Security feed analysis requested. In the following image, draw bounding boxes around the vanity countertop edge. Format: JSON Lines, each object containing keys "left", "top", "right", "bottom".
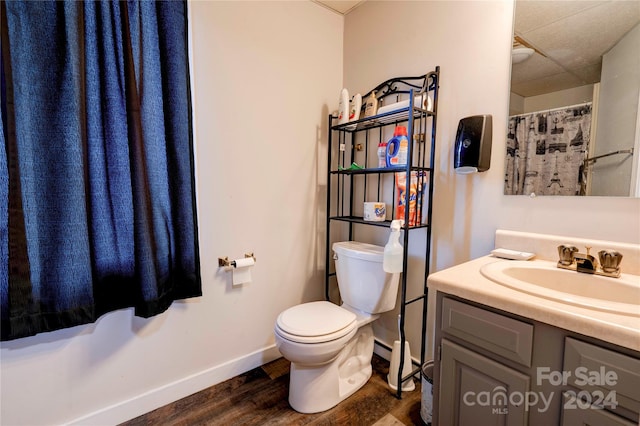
{"left": 427, "top": 256, "right": 640, "bottom": 352}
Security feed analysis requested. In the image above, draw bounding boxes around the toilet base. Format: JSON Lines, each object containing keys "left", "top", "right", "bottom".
{"left": 288, "top": 324, "right": 374, "bottom": 413}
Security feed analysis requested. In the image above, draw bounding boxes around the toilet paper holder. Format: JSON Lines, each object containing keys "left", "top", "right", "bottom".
{"left": 218, "top": 253, "right": 256, "bottom": 268}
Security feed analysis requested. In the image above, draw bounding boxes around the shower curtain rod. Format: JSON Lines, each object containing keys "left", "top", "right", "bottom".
{"left": 584, "top": 148, "right": 634, "bottom": 164}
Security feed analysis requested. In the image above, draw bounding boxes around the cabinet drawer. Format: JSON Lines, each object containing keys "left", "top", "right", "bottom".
{"left": 564, "top": 338, "right": 640, "bottom": 417}
{"left": 441, "top": 297, "right": 533, "bottom": 366}
{"left": 561, "top": 392, "right": 636, "bottom": 426}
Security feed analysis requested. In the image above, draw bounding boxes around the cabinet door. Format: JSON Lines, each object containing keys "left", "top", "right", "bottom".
{"left": 439, "top": 339, "right": 530, "bottom": 426}
{"left": 561, "top": 393, "right": 636, "bottom": 426}
{"left": 564, "top": 337, "right": 640, "bottom": 417}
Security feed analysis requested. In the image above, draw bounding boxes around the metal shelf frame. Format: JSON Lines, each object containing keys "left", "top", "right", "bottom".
{"left": 324, "top": 67, "right": 440, "bottom": 399}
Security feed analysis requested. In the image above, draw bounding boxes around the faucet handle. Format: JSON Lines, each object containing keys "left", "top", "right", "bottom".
{"left": 598, "top": 250, "right": 623, "bottom": 273}
{"left": 557, "top": 244, "right": 578, "bottom": 266}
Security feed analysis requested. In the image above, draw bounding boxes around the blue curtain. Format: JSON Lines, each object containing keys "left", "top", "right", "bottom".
{"left": 0, "top": 1, "right": 201, "bottom": 341}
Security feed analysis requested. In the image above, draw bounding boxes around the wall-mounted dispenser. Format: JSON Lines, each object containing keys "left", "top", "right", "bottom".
{"left": 454, "top": 115, "right": 492, "bottom": 174}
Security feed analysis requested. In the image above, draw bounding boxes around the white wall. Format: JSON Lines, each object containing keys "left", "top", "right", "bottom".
{"left": 509, "top": 92, "right": 524, "bottom": 115}
{"left": 592, "top": 24, "right": 640, "bottom": 196}
{"left": 0, "top": 2, "right": 343, "bottom": 425}
{"left": 523, "top": 84, "right": 593, "bottom": 113}
{"left": 345, "top": 0, "right": 640, "bottom": 250}
{"left": 344, "top": 0, "right": 640, "bottom": 360}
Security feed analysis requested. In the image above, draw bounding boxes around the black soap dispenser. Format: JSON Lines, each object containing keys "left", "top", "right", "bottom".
{"left": 454, "top": 115, "right": 493, "bottom": 174}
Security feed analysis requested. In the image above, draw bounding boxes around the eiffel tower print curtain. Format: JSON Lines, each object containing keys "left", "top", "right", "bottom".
{"left": 504, "top": 103, "right": 592, "bottom": 196}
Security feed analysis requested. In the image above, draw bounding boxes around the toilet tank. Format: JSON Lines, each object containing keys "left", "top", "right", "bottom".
{"left": 332, "top": 241, "right": 400, "bottom": 314}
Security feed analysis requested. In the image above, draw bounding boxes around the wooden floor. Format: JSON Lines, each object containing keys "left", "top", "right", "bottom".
{"left": 121, "top": 354, "right": 424, "bottom": 426}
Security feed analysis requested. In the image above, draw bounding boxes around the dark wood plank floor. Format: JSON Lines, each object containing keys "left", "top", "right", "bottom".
{"left": 121, "top": 354, "right": 424, "bottom": 425}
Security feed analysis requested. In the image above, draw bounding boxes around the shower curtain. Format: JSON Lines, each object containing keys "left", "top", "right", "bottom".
{"left": 504, "top": 103, "right": 592, "bottom": 196}
{"left": 1, "top": 1, "right": 201, "bottom": 341}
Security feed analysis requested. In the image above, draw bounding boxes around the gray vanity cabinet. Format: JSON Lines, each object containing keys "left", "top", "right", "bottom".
{"left": 439, "top": 339, "right": 530, "bottom": 425}
{"left": 433, "top": 293, "right": 640, "bottom": 426}
{"left": 437, "top": 297, "right": 535, "bottom": 425}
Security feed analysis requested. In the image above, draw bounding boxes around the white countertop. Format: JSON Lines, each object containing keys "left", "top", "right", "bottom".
{"left": 427, "top": 255, "right": 640, "bottom": 352}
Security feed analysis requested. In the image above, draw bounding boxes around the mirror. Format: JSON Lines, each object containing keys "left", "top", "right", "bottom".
{"left": 505, "top": 1, "right": 640, "bottom": 197}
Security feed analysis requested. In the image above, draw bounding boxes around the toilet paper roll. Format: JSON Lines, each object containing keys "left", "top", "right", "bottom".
{"left": 232, "top": 257, "right": 255, "bottom": 286}
{"left": 377, "top": 94, "right": 433, "bottom": 115}
{"left": 234, "top": 257, "right": 255, "bottom": 268}
{"left": 364, "top": 202, "right": 386, "bottom": 222}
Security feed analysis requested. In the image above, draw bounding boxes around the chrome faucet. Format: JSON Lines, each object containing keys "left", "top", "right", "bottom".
{"left": 556, "top": 245, "right": 622, "bottom": 278}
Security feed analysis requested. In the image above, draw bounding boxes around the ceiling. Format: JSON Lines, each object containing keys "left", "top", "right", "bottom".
{"left": 315, "top": 0, "right": 639, "bottom": 99}
{"left": 512, "top": 0, "right": 640, "bottom": 97}
{"left": 313, "top": 0, "right": 364, "bottom": 14}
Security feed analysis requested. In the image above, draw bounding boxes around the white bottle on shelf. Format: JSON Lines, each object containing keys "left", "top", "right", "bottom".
{"left": 377, "top": 140, "right": 388, "bottom": 168}
{"left": 337, "top": 88, "right": 349, "bottom": 125}
{"left": 383, "top": 220, "right": 404, "bottom": 273}
{"left": 346, "top": 93, "right": 362, "bottom": 130}
{"left": 364, "top": 91, "right": 378, "bottom": 117}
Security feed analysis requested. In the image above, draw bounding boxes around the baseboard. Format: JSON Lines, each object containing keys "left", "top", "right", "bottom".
{"left": 374, "top": 338, "right": 422, "bottom": 378}
{"left": 373, "top": 339, "right": 392, "bottom": 361}
{"left": 66, "top": 344, "right": 282, "bottom": 426}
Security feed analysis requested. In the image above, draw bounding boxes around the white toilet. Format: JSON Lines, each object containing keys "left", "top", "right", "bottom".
{"left": 274, "top": 241, "right": 400, "bottom": 413}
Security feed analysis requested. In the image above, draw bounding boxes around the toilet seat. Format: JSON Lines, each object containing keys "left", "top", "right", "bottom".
{"left": 276, "top": 301, "right": 356, "bottom": 344}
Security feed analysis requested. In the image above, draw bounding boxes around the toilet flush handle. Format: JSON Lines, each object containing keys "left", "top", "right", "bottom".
{"left": 333, "top": 253, "right": 338, "bottom": 260}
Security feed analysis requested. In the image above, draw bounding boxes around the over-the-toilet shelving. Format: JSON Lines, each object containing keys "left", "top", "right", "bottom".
{"left": 324, "top": 67, "right": 440, "bottom": 399}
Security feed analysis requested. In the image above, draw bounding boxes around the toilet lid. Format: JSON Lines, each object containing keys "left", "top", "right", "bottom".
{"left": 333, "top": 241, "right": 384, "bottom": 262}
{"left": 276, "top": 301, "right": 356, "bottom": 343}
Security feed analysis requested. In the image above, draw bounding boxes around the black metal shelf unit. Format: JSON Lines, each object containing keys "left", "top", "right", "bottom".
{"left": 324, "top": 68, "right": 440, "bottom": 399}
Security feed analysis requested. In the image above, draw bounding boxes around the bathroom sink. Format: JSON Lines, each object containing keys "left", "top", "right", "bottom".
{"left": 480, "top": 260, "right": 640, "bottom": 316}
